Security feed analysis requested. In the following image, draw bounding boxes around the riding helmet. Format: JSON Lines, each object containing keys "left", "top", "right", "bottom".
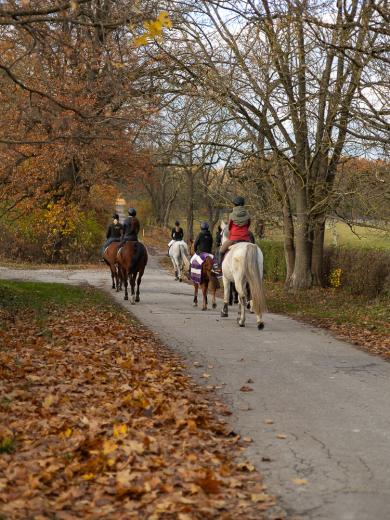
{"left": 112, "top": 213, "right": 119, "bottom": 220}
{"left": 175, "top": 220, "right": 180, "bottom": 226}
{"left": 128, "top": 208, "right": 137, "bottom": 216}
{"left": 233, "top": 196, "right": 245, "bottom": 206}
{"left": 200, "top": 221, "right": 209, "bottom": 230}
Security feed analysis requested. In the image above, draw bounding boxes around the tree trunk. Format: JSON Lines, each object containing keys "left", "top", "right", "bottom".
{"left": 311, "top": 219, "right": 326, "bottom": 286}
{"left": 186, "top": 170, "right": 194, "bottom": 240}
{"left": 282, "top": 201, "right": 295, "bottom": 287}
{"left": 289, "top": 186, "right": 312, "bottom": 289}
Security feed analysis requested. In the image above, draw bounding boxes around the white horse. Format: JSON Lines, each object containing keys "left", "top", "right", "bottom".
{"left": 220, "top": 221, "right": 266, "bottom": 329}
{"left": 168, "top": 240, "right": 190, "bottom": 281}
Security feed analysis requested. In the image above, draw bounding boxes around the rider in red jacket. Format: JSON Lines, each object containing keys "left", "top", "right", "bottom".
{"left": 214, "top": 196, "right": 251, "bottom": 272}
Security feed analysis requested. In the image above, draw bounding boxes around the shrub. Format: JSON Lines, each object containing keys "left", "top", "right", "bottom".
{"left": 323, "top": 247, "right": 390, "bottom": 298}
{"left": 259, "top": 240, "right": 286, "bottom": 282}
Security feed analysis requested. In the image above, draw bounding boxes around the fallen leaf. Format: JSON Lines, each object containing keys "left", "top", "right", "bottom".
{"left": 240, "top": 385, "right": 253, "bottom": 392}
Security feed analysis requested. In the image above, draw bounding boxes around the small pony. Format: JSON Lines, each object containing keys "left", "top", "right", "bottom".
{"left": 169, "top": 240, "right": 190, "bottom": 281}
{"left": 117, "top": 241, "right": 148, "bottom": 303}
{"left": 103, "top": 241, "right": 122, "bottom": 291}
{"left": 220, "top": 222, "right": 266, "bottom": 329}
{"left": 190, "top": 253, "right": 219, "bottom": 311}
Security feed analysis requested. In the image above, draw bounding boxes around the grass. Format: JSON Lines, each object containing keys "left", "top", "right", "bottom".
{"left": 0, "top": 280, "right": 121, "bottom": 325}
{"left": 265, "top": 222, "right": 390, "bottom": 250}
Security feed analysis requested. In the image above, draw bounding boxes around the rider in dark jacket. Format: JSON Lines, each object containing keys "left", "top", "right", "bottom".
{"left": 171, "top": 221, "right": 184, "bottom": 241}
{"left": 101, "top": 214, "right": 123, "bottom": 257}
{"left": 194, "top": 222, "right": 213, "bottom": 254}
{"left": 122, "top": 208, "right": 140, "bottom": 242}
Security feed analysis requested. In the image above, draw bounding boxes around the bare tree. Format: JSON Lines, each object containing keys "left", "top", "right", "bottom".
{"left": 162, "top": 0, "right": 386, "bottom": 288}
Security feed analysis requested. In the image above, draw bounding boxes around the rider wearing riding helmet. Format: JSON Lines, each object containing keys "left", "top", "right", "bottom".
{"left": 101, "top": 213, "right": 123, "bottom": 258}
{"left": 122, "top": 208, "right": 140, "bottom": 242}
{"left": 194, "top": 221, "right": 213, "bottom": 254}
{"left": 216, "top": 196, "right": 251, "bottom": 269}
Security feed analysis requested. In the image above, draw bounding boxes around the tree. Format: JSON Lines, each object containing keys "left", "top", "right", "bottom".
{"left": 162, "top": 0, "right": 386, "bottom": 288}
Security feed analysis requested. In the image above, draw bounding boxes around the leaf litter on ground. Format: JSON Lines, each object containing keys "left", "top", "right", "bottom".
{"left": 0, "top": 288, "right": 274, "bottom": 519}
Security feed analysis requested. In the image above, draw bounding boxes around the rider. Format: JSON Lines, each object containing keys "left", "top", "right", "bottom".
{"left": 101, "top": 213, "right": 123, "bottom": 259}
{"left": 216, "top": 196, "right": 251, "bottom": 271}
{"left": 194, "top": 222, "right": 213, "bottom": 254}
{"left": 121, "top": 208, "right": 140, "bottom": 244}
{"left": 215, "top": 224, "right": 222, "bottom": 250}
{"left": 168, "top": 220, "right": 184, "bottom": 255}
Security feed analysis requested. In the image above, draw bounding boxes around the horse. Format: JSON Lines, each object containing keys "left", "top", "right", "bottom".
{"left": 103, "top": 241, "right": 122, "bottom": 291}
{"left": 168, "top": 240, "right": 190, "bottom": 281}
{"left": 219, "top": 221, "right": 266, "bottom": 329}
{"left": 190, "top": 253, "right": 219, "bottom": 311}
{"left": 117, "top": 241, "right": 148, "bottom": 303}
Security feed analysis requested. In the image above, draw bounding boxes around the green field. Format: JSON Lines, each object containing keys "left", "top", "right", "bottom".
{"left": 265, "top": 221, "right": 390, "bottom": 250}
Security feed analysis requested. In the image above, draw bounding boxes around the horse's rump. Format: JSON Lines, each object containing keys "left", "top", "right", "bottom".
{"left": 190, "top": 253, "right": 213, "bottom": 284}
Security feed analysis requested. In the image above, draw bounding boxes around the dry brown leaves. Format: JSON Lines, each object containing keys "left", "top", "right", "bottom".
{"left": 0, "top": 307, "right": 273, "bottom": 519}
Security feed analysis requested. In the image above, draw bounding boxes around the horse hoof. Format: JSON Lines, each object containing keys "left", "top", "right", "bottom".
{"left": 238, "top": 321, "right": 245, "bottom": 327}
{"left": 257, "top": 322, "right": 265, "bottom": 330}
{"left": 212, "top": 303, "right": 217, "bottom": 309}
{"left": 193, "top": 303, "right": 198, "bottom": 307}
{"left": 179, "top": 278, "right": 182, "bottom": 282}
{"left": 202, "top": 307, "right": 207, "bottom": 311}
{"left": 220, "top": 311, "right": 228, "bottom": 317}
{"left": 124, "top": 296, "right": 128, "bottom": 300}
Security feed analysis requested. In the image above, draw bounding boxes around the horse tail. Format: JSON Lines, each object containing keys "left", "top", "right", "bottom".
{"left": 245, "top": 244, "right": 267, "bottom": 315}
{"left": 130, "top": 242, "right": 143, "bottom": 273}
{"left": 179, "top": 243, "right": 190, "bottom": 270}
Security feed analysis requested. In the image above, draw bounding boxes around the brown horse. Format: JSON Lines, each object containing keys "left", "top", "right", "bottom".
{"left": 117, "top": 241, "right": 148, "bottom": 303}
{"left": 103, "top": 241, "right": 122, "bottom": 291}
{"left": 193, "top": 256, "right": 219, "bottom": 311}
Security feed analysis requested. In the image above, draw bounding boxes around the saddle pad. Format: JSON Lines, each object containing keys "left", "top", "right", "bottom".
{"left": 190, "top": 253, "right": 214, "bottom": 284}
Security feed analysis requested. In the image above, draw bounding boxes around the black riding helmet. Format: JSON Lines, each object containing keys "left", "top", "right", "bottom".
{"left": 128, "top": 208, "right": 136, "bottom": 216}
{"left": 233, "top": 196, "right": 245, "bottom": 206}
{"left": 200, "top": 221, "right": 209, "bottom": 230}
{"left": 112, "top": 213, "right": 119, "bottom": 220}
{"left": 175, "top": 220, "right": 180, "bottom": 226}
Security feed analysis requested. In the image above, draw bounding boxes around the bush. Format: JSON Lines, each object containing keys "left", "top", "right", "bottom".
{"left": 323, "top": 247, "right": 390, "bottom": 298}
{"left": 0, "top": 203, "right": 104, "bottom": 264}
{"left": 258, "top": 240, "right": 286, "bottom": 282}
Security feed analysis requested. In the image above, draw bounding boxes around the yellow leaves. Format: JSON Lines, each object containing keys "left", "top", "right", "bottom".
{"left": 102, "top": 439, "right": 117, "bottom": 455}
{"left": 237, "top": 461, "right": 256, "bottom": 472}
{"left": 276, "top": 433, "right": 287, "bottom": 439}
{"left": 81, "top": 473, "right": 95, "bottom": 480}
{"left": 292, "top": 477, "right": 308, "bottom": 485}
{"left": 42, "top": 394, "right": 57, "bottom": 409}
{"left": 134, "top": 11, "right": 172, "bottom": 47}
{"left": 60, "top": 428, "right": 73, "bottom": 438}
{"left": 70, "top": 0, "right": 79, "bottom": 11}
{"left": 251, "top": 493, "right": 270, "bottom": 503}
{"left": 113, "top": 423, "right": 127, "bottom": 438}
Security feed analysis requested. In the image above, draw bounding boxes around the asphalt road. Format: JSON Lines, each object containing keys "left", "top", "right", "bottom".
{"left": 1, "top": 256, "right": 390, "bottom": 520}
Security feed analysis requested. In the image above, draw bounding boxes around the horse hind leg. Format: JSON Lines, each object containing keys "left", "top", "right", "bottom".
{"left": 220, "top": 275, "right": 229, "bottom": 317}
{"left": 201, "top": 282, "right": 208, "bottom": 311}
{"left": 193, "top": 283, "right": 198, "bottom": 307}
{"left": 130, "top": 273, "right": 136, "bottom": 304}
{"left": 122, "top": 268, "right": 129, "bottom": 300}
{"left": 234, "top": 279, "right": 247, "bottom": 327}
{"left": 135, "top": 272, "right": 142, "bottom": 302}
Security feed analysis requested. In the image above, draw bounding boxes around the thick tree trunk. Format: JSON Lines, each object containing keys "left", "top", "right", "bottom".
{"left": 289, "top": 186, "right": 312, "bottom": 289}
{"left": 311, "top": 219, "right": 326, "bottom": 286}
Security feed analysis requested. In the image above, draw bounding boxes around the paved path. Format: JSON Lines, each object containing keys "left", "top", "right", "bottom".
{"left": 1, "top": 258, "right": 390, "bottom": 520}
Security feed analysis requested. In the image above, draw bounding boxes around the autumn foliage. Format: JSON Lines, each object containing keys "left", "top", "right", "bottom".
{"left": 0, "top": 282, "right": 274, "bottom": 518}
